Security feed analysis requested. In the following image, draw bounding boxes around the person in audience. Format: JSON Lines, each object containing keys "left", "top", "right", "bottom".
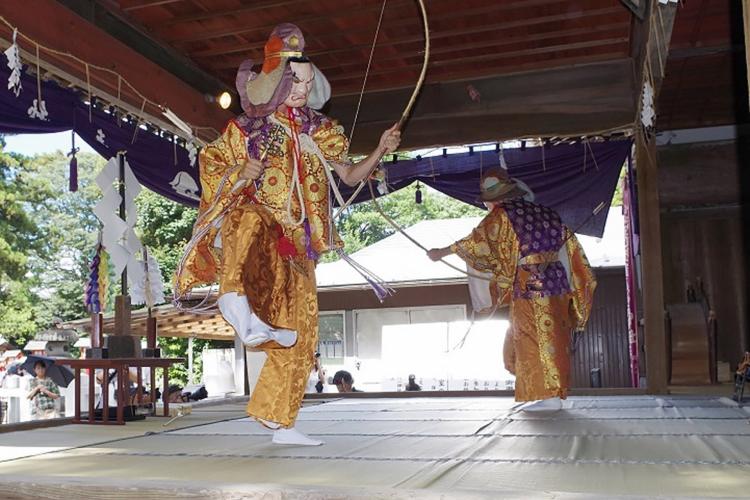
{"left": 27, "top": 361, "right": 60, "bottom": 420}
{"left": 332, "top": 370, "right": 362, "bottom": 393}
{"left": 405, "top": 374, "right": 421, "bottom": 391}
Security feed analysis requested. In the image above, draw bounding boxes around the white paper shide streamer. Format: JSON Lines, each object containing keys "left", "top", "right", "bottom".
{"left": 640, "top": 82, "right": 655, "bottom": 129}
{"left": 130, "top": 250, "right": 165, "bottom": 308}
{"left": 93, "top": 156, "right": 146, "bottom": 289}
{"left": 4, "top": 29, "right": 22, "bottom": 97}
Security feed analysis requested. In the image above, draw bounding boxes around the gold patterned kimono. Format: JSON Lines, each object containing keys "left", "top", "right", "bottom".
{"left": 175, "top": 108, "right": 349, "bottom": 427}
{"left": 451, "top": 199, "right": 596, "bottom": 401}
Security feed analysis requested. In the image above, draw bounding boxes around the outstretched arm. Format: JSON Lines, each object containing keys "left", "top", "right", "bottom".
{"left": 427, "top": 247, "right": 453, "bottom": 261}
{"left": 331, "top": 124, "right": 401, "bottom": 186}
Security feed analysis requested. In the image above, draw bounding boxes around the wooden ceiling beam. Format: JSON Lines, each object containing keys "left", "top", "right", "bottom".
{"left": 207, "top": 22, "right": 629, "bottom": 71}
{"left": 326, "top": 58, "right": 635, "bottom": 153}
{"left": 174, "top": 3, "right": 623, "bottom": 49}
{"left": 194, "top": 9, "right": 627, "bottom": 62}
{"left": 121, "top": 0, "right": 186, "bottom": 12}
{"left": 324, "top": 37, "right": 628, "bottom": 83}
{"left": 160, "top": 0, "right": 311, "bottom": 25}
{"left": 57, "top": 0, "right": 227, "bottom": 96}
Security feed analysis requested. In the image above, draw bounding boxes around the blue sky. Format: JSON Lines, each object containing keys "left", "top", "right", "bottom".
{"left": 4, "top": 131, "right": 97, "bottom": 156}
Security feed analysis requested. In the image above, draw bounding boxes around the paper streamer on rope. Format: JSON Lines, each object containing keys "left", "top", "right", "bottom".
{"left": 93, "top": 156, "right": 145, "bottom": 286}
{"left": 130, "top": 249, "right": 165, "bottom": 308}
{"left": 640, "top": 81, "right": 655, "bottom": 129}
{"left": 4, "top": 28, "right": 21, "bottom": 97}
{"left": 84, "top": 243, "right": 109, "bottom": 314}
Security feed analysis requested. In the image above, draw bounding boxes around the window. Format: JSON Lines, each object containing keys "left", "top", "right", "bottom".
{"left": 318, "top": 312, "right": 344, "bottom": 360}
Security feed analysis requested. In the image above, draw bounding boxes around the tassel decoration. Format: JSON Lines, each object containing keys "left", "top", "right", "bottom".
{"left": 275, "top": 225, "right": 298, "bottom": 258}
{"left": 69, "top": 155, "right": 78, "bottom": 192}
{"left": 84, "top": 243, "right": 109, "bottom": 313}
{"left": 67, "top": 132, "right": 79, "bottom": 192}
{"left": 303, "top": 219, "right": 319, "bottom": 261}
{"left": 336, "top": 249, "right": 394, "bottom": 302}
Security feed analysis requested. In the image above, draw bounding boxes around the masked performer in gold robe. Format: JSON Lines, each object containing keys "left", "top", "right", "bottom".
{"left": 175, "top": 24, "right": 400, "bottom": 445}
{"left": 428, "top": 169, "right": 596, "bottom": 411}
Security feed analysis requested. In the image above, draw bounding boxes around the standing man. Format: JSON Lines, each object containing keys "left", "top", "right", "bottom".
{"left": 428, "top": 168, "right": 596, "bottom": 411}
{"left": 175, "top": 24, "right": 399, "bottom": 445}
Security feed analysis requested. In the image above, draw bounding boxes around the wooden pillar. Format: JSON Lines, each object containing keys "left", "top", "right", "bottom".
{"left": 635, "top": 129, "right": 668, "bottom": 394}
{"left": 743, "top": 0, "right": 750, "bottom": 111}
{"left": 113, "top": 295, "right": 131, "bottom": 337}
{"left": 630, "top": 0, "right": 677, "bottom": 394}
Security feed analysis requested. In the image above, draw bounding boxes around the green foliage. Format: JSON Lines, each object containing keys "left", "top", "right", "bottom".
{"left": 136, "top": 190, "right": 197, "bottom": 295}
{"left": 0, "top": 139, "right": 57, "bottom": 348}
{"left": 0, "top": 147, "right": 45, "bottom": 282}
{"left": 23, "top": 152, "right": 107, "bottom": 326}
{"left": 325, "top": 183, "right": 485, "bottom": 261}
{"left": 610, "top": 165, "right": 626, "bottom": 207}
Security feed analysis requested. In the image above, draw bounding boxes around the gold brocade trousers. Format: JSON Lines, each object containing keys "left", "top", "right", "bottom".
{"left": 508, "top": 294, "right": 573, "bottom": 402}
{"left": 219, "top": 203, "right": 318, "bottom": 427}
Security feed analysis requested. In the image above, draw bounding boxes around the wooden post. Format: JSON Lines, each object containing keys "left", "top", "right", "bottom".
{"left": 629, "top": 0, "right": 677, "bottom": 394}
{"left": 88, "top": 368, "right": 94, "bottom": 423}
{"left": 112, "top": 152, "right": 131, "bottom": 339}
{"left": 118, "top": 152, "right": 127, "bottom": 300}
{"left": 144, "top": 315, "right": 159, "bottom": 358}
{"left": 635, "top": 129, "right": 668, "bottom": 394}
{"left": 188, "top": 337, "right": 194, "bottom": 385}
{"left": 146, "top": 315, "right": 157, "bottom": 349}
{"left": 113, "top": 295, "right": 131, "bottom": 337}
{"left": 73, "top": 368, "right": 81, "bottom": 424}
{"left": 162, "top": 368, "right": 170, "bottom": 417}
{"left": 90, "top": 313, "right": 100, "bottom": 349}
{"left": 743, "top": 0, "right": 750, "bottom": 111}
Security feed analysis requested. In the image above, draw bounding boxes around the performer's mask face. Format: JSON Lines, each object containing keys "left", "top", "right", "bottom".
{"left": 284, "top": 61, "right": 314, "bottom": 108}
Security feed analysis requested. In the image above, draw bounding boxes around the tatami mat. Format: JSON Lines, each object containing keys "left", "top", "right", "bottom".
{"left": 1, "top": 396, "right": 749, "bottom": 499}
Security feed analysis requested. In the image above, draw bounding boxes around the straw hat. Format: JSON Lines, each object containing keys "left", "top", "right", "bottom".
{"left": 479, "top": 168, "right": 534, "bottom": 203}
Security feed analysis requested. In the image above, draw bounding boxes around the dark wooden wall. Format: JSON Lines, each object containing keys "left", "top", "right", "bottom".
{"left": 571, "top": 270, "right": 630, "bottom": 388}
{"left": 658, "top": 141, "right": 748, "bottom": 365}
{"left": 661, "top": 209, "right": 747, "bottom": 362}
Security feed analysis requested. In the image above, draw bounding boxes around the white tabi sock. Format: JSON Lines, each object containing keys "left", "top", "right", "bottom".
{"left": 218, "top": 292, "right": 297, "bottom": 347}
{"left": 520, "top": 396, "right": 563, "bottom": 413}
{"left": 272, "top": 427, "right": 324, "bottom": 446}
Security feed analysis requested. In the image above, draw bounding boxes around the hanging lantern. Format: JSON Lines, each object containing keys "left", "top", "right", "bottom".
{"left": 415, "top": 182, "right": 423, "bottom": 204}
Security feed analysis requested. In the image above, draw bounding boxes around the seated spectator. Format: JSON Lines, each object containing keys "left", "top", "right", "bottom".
{"left": 405, "top": 374, "right": 422, "bottom": 391}
{"left": 332, "top": 370, "right": 362, "bottom": 393}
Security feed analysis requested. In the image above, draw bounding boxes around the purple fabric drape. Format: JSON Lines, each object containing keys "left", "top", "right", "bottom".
{"left": 1, "top": 64, "right": 629, "bottom": 237}
{"left": 338, "top": 140, "right": 631, "bottom": 237}
{"left": 0, "top": 64, "right": 199, "bottom": 206}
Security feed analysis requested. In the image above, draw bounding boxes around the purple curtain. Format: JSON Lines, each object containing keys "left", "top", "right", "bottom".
{"left": 0, "top": 64, "right": 198, "bottom": 206}
{"left": 338, "top": 140, "right": 631, "bottom": 237}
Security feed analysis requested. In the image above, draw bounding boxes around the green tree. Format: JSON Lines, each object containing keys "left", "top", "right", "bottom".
{"left": 136, "top": 189, "right": 197, "bottom": 296}
{"left": 328, "top": 183, "right": 484, "bottom": 260}
{"left": 0, "top": 137, "right": 54, "bottom": 347}
{"left": 23, "top": 152, "right": 108, "bottom": 327}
